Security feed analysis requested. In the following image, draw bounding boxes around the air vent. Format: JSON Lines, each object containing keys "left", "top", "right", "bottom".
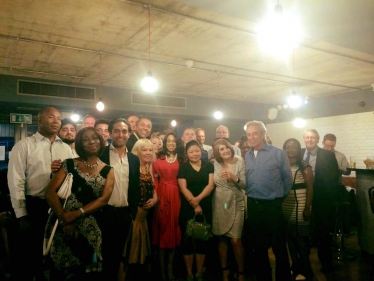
{"left": 18, "top": 80, "right": 95, "bottom": 100}
{"left": 131, "top": 93, "right": 186, "bottom": 109}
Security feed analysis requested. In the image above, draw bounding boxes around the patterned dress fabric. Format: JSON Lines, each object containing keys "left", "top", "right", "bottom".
{"left": 152, "top": 157, "right": 181, "bottom": 248}
{"left": 212, "top": 156, "right": 246, "bottom": 238}
{"left": 44, "top": 159, "right": 111, "bottom": 280}
{"left": 282, "top": 161, "right": 311, "bottom": 237}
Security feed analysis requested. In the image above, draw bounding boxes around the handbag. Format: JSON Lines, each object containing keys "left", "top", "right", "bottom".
{"left": 43, "top": 172, "right": 73, "bottom": 256}
{"left": 185, "top": 214, "right": 212, "bottom": 241}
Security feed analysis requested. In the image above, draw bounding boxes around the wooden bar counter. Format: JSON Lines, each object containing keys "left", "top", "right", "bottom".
{"left": 348, "top": 168, "right": 374, "bottom": 254}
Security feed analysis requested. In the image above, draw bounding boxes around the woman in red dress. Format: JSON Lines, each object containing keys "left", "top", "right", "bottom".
{"left": 152, "top": 132, "right": 185, "bottom": 281}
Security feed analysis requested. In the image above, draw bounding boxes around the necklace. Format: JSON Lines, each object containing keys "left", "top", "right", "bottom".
{"left": 166, "top": 153, "right": 177, "bottom": 164}
{"left": 82, "top": 159, "right": 99, "bottom": 169}
{"left": 140, "top": 164, "right": 150, "bottom": 174}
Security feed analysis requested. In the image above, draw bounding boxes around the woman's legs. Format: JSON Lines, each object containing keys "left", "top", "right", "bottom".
{"left": 218, "top": 236, "right": 229, "bottom": 281}
{"left": 183, "top": 254, "right": 194, "bottom": 278}
{"left": 231, "top": 238, "right": 245, "bottom": 281}
{"left": 167, "top": 249, "right": 175, "bottom": 280}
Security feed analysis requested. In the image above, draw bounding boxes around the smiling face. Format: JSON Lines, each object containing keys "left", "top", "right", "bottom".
{"left": 151, "top": 137, "right": 162, "bottom": 153}
{"left": 196, "top": 130, "right": 206, "bottom": 145}
{"left": 128, "top": 115, "right": 139, "bottom": 132}
{"left": 218, "top": 144, "right": 233, "bottom": 161}
{"left": 59, "top": 124, "right": 76, "bottom": 144}
{"left": 186, "top": 144, "right": 202, "bottom": 163}
{"left": 303, "top": 131, "right": 319, "bottom": 151}
{"left": 95, "top": 123, "right": 109, "bottom": 144}
{"left": 240, "top": 140, "right": 251, "bottom": 157}
{"left": 165, "top": 134, "right": 177, "bottom": 154}
{"left": 182, "top": 128, "right": 196, "bottom": 146}
{"left": 136, "top": 118, "right": 152, "bottom": 138}
{"left": 83, "top": 116, "right": 96, "bottom": 127}
{"left": 322, "top": 139, "right": 336, "bottom": 152}
{"left": 110, "top": 121, "right": 129, "bottom": 148}
{"left": 284, "top": 140, "right": 299, "bottom": 160}
{"left": 38, "top": 107, "right": 62, "bottom": 138}
{"left": 139, "top": 145, "right": 154, "bottom": 164}
{"left": 246, "top": 125, "right": 265, "bottom": 150}
{"left": 82, "top": 130, "right": 101, "bottom": 155}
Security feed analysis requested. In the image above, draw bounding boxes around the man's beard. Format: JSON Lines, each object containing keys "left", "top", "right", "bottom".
{"left": 62, "top": 138, "right": 75, "bottom": 145}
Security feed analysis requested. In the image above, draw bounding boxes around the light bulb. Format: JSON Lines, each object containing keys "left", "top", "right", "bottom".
{"left": 71, "top": 113, "right": 80, "bottom": 122}
{"left": 96, "top": 100, "right": 104, "bottom": 111}
{"left": 171, "top": 120, "right": 177, "bottom": 127}
{"left": 214, "top": 111, "right": 223, "bottom": 120}
{"left": 293, "top": 118, "right": 306, "bottom": 128}
{"left": 141, "top": 71, "right": 159, "bottom": 93}
{"left": 287, "top": 94, "right": 302, "bottom": 108}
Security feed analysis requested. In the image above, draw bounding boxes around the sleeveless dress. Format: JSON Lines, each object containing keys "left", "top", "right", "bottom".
{"left": 152, "top": 157, "right": 181, "bottom": 248}
{"left": 125, "top": 170, "right": 154, "bottom": 264}
{"left": 282, "top": 161, "right": 311, "bottom": 237}
{"left": 44, "top": 158, "right": 111, "bottom": 280}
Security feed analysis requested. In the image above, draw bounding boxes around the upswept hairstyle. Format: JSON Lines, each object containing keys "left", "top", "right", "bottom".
{"left": 131, "top": 139, "right": 157, "bottom": 163}
{"left": 75, "top": 127, "right": 105, "bottom": 159}
{"left": 159, "top": 132, "right": 185, "bottom": 163}
{"left": 213, "top": 138, "right": 235, "bottom": 163}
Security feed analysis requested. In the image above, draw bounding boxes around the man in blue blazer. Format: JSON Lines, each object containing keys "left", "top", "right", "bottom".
{"left": 99, "top": 117, "right": 140, "bottom": 281}
{"left": 302, "top": 129, "right": 340, "bottom": 273}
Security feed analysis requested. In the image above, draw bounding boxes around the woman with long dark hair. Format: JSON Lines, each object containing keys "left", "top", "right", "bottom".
{"left": 152, "top": 132, "right": 185, "bottom": 281}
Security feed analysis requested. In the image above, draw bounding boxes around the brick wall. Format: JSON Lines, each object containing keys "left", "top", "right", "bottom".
{"left": 266, "top": 112, "right": 374, "bottom": 170}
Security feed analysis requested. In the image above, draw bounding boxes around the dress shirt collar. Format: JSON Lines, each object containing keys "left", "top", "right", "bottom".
{"left": 34, "top": 131, "right": 63, "bottom": 143}
{"left": 305, "top": 146, "right": 318, "bottom": 156}
{"left": 248, "top": 141, "right": 269, "bottom": 156}
{"left": 109, "top": 143, "right": 127, "bottom": 154}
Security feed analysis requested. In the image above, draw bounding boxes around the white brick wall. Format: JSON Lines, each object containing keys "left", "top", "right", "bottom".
{"left": 266, "top": 112, "right": 374, "bottom": 169}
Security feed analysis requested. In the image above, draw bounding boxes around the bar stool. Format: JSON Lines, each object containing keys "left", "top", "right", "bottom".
{"left": 331, "top": 201, "right": 356, "bottom": 260}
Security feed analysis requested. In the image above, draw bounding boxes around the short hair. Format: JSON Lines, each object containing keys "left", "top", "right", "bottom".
{"left": 38, "top": 106, "right": 59, "bottom": 118}
{"left": 137, "top": 115, "right": 152, "bottom": 124}
{"left": 108, "top": 117, "right": 131, "bottom": 133}
{"left": 245, "top": 120, "right": 267, "bottom": 136}
{"left": 323, "top": 133, "right": 336, "bottom": 142}
{"left": 131, "top": 139, "right": 157, "bottom": 163}
{"left": 94, "top": 118, "right": 109, "bottom": 128}
{"left": 83, "top": 114, "right": 95, "bottom": 121}
{"left": 60, "top": 118, "right": 77, "bottom": 131}
{"left": 159, "top": 132, "right": 185, "bottom": 163}
{"left": 213, "top": 139, "right": 235, "bottom": 163}
{"left": 182, "top": 127, "right": 196, "bottom": 135}
{"left": 303, "top": 129, "right": 320, "bottom": 141}
{"left": 75, "top": 127, "right": 105, "bottom": 160}
{"left": 195, "top": 128, "right": 205, "bottom": 134}
{"left": 215, "top": 125, "right": 229, "bottom": 133}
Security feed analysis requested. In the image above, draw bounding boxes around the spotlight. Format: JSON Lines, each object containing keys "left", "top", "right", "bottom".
{"left": 293, "top": 118, "right": 306, "bottom": 128}
{"left": 96, "top": 99, "right": 104, "bottom": 111}
{"left": 71, "top": 113, "right": 80, "bottom": 122}
{"left": 214, "top": 111, "right": 223, "bottom": 120}
{"left": 171, "top": 120, "right": 177, "bottom": 127}
{"left": 287, "top": 93, "right": 302, "bottom": 108}
{"left": 141, "top": 71, "right": 159, "bottom": 93}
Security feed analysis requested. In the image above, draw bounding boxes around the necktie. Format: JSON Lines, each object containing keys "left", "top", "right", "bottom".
{"left": 305, "top": 151, "right": 311, "bottom": 163}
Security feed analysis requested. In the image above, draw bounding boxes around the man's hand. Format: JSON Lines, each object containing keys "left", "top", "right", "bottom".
{"left": 51, "top": 159, "right": 62, "bottom": 174}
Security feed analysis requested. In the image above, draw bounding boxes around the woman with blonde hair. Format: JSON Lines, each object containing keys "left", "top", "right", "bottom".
{"left": 212, "top": 139, "right": 246, "bottom": 281}
{"left": 119, "top": 139, "right": 158, "bottom": 279}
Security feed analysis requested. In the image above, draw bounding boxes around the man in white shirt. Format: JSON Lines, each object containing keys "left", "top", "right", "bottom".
{"left": 8, "top": 106, "right": 72, "bottom": 281}
{"left": 126, "top": 116, "right": 152, "bottom": 152}
{"left": 58, "top": 118, "right": 78, "bottom": 158}
{"left": 208, "top": 125, "right": 241, "bottom": 158}
{"left": 99, "top": 117, "right": 140, "bottom": 281}
{"left": 95, "top": 118, "right": 110, "bottom": 146}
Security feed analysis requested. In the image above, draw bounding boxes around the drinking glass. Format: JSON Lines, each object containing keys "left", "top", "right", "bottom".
{"left": 349, "top": 156, "right": 356, "bottom": 169}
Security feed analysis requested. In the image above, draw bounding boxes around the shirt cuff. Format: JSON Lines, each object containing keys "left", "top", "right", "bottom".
{"left": 14, "top": 207, "right": 28, "bottom": 218}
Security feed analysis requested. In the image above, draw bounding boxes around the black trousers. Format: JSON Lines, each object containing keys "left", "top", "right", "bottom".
{"left": 98, "top": 206, "right": 133, "bottom": 281}
{"left": 243, "top": 198, "right": 291, "bottom": 281}
{"left": 11, "top": 196, "right": 49, "bottom": 281}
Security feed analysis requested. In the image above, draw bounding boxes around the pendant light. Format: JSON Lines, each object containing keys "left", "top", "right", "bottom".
{"left": 96, "top": 53, "right": 105, "bottom": 111}
{"left": 141, "top": 7, "right": 159, "bottom": 93}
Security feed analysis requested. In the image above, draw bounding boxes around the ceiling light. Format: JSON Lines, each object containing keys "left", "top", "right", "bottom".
{"left": 96, "top": 98, "right": 104, "bottom": 111}
{"left": 293, "top": 118, "right": 306, "bottom": 128}
{"left": 71, "top": 113, "right": 80, "bottom": 122}
{"left": 141, "top": 71, "right": 159, "bottom": 93}
{"left": 287, "top": 92, "right": 302, "bottom": 108}
{"left": 256, "top": 2, "right": 302, "bottom": 60}
{"left": 283, "top": 103, "right": 289, "bottom": 109}
{"left": 171, "top": 120, "right": 177, "bottom": 127}
{"left": 214, "top": 111, "right": 223, "bottom": 120}
{"left": 141, "top": 7, "right": 158, "bottom": 93}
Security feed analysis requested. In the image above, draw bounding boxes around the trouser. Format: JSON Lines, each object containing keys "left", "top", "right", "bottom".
{"left": 11, "top": 196, "right": 49, "bottom": 281}
{"left": 98, "top": 205, "right": 133, "bottom": 281}
{"left": 243, "top": 198, "right": 291, "bottom": 281}
{"left": 288, "top": 236, "right": 313, "bottom": 277}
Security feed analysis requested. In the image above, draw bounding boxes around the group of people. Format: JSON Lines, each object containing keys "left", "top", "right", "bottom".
{"left": 2, "top": 106, "right": 348, "bottom": 281}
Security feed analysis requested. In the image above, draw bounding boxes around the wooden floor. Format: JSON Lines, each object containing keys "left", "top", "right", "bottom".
{"left": 267, "top": 227, "right": 373, "bottom": 281}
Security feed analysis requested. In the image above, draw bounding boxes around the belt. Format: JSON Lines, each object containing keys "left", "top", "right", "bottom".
{"left": 248, "top": 197, "right": 282, "bottom": 204}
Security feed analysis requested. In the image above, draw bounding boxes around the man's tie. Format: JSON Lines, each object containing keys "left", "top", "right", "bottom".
{"left": 305, "top": 151, "right": 311, "bottom": 163}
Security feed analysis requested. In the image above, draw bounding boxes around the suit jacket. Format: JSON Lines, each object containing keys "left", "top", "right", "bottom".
{"left": 301, "top": 147, "right": 340, "bottom": 213}
{"left": 100, "top": 146, "right": 140, "bottom": 218}
{"left": 126, "top": 133, "right": 139, "bottom": 153}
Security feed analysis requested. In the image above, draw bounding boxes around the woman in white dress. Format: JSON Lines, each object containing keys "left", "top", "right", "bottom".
{"left": 211, "top": 139, "right": 246, "bottom": 281}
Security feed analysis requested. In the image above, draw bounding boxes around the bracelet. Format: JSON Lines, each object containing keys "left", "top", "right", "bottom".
{"left": 79, "top": 208, "right": 85, "bottom": 216}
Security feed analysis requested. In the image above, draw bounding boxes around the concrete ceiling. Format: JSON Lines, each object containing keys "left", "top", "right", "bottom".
{"left": 0, "top": 0, "right": 374, "bottom": 118}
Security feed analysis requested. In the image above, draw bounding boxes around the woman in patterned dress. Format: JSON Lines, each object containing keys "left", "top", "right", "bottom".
{"left": 152, "top": 132, "right": 185, "bottom": 281}
{"left": 124, "top": 139, "right": 158, "bottom": 266}
{"left": 44, "top": 127, "right": 114, "bottom": 281}
{"left": 282, "top": 138, "right": 314, "bottom": 280}
{"left": 212, "top": 139, "right": 246, "bottom": 281}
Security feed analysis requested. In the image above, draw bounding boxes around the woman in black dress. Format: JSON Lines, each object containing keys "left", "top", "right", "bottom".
{"left": 44, "top": 127, "right": 114, "bottom": 281}
{"left": 178, "top": 140, "right": 215, "bottom": 281}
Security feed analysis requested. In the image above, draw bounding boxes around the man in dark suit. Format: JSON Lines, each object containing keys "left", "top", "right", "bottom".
{"left": 302, "top": 129, "right": 340, "bottom": 273}
{"left": 99, "top": 117, "right": 140, "bottom": 281}
{"left": 126, "top": 116, "right": 152, "bottom": 152}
